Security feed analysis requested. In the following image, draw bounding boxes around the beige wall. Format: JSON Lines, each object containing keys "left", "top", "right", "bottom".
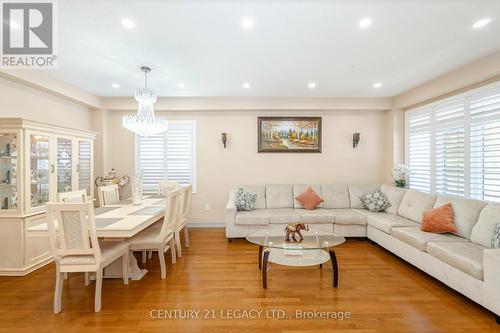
{"left": 104, "top": 109, "right": 391, "bottom": 224}
{"left": 0, "top": 76, "right": 92, "bottom": 130}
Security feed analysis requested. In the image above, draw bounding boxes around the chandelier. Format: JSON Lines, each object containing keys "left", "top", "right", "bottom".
{"left": 122, "top": 66, "right": 168, "bottom": 137}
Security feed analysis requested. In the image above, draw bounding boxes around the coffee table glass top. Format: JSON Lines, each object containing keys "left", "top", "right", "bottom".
{"left": 246, "top": 228, "right": 345, "bottom": 250}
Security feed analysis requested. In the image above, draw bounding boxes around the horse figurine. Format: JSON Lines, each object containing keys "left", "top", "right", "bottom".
{"left": 285, "top": 223, "right": 309, "bottom": 242}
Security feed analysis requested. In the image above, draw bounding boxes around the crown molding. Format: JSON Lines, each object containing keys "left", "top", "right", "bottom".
{"left": 101, "top": 96, "right": 393, "bottom": 111}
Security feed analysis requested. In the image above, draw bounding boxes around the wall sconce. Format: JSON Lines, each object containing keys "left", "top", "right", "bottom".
{"left": 353, "top": 133, "right": 360, "bottom": 148}
{"left": 221, "top": 133, "right": 228, "bottom": 148}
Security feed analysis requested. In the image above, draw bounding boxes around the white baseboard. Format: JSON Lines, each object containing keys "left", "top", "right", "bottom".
{"left": 188, "top": 222, "right": 225, "bottom": 228}
{"left": 0, "top": 257, "right": 54, "bottom": 276}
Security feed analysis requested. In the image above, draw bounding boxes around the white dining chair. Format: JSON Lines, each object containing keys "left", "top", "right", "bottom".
{"left": 175, "top": 185, "right": 192, "bottom": 257}
{"left": 58, "top": 189, "right": 88, "bottom": 203}
{"left": 128, "top": 188, "right": 179, "bottom": 279}
{"left": 158, "top": 180, "right": 180, "bottom": 196}
{"left": 57, "top": 190, "right": 88, "bottom": 280}
{"left": 97, "top": 184, "right": 120, "bottom": 207}
{"left": 46, "top": 202, "right": 129, "bottom": 313}
{"left": 143, "top": 181, "right": 181, "bottom": 262}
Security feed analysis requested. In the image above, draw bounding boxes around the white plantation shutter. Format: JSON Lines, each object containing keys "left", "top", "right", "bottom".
{"left": 407, "top": 110, "right": 431, "bottom": 192}
{"left": 137, "top": 134, "right": 165, "bottom": 193}
{"left": 136, "top": 120, "right": 196, "bottom": 193}
{"left": 434, "top": 99, "right": 465, "bottom": 196}
{"left": 165, "top": 121, "right": 196, "bottom": 188}
{"left": 470, "top": 90, "right": 500, "bottom": 202}
{"left": 406, "top": 83, "right": 500, "bottom": 203}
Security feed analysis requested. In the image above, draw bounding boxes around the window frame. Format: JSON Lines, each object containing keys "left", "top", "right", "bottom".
{"left": 134, "top": 119, "right": 197, "bottom": 193}
{"left": 405, "top": 81, "right": 500, "bottom": 202}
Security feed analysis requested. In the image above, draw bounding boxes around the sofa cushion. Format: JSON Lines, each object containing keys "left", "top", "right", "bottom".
{"left": 470, "top": 202, "right": 500, "bottom": 248}
{"left": 267, "top": 209, "right": 302, "bottom": 224}
{"left": 293, "top": 185, "right": 323, "bottom": 209}
{"left": 294, "top": 185, "right": 323, "bottom": 209}
{"left": 362, "top": 211, "right": 417, "bottom": 234}
{"left": 348, "top": 184, "right": 380, "bottom": 209}
{"left": 235, "top": 210, "right": 270, "bottom": 225}
{"left": 235, "top": 188, "right": 257, "bottom": 211}
{"left": 296, "top": 209, "right": 334, "bottom": 223}
{"left": 493, "top": 224, "right": 500, "bottom": 248}
{"left": 391, "top": 227, "right": 467, "bottom": 251}
{"left": 398, "top": 189, "right": 437, "bottom": 223}
{"left": 427, "top": 241, "right": 484, "bottom": 280}
{"left": 433, "top": 195, "right": 487, "bottom": 240}
{"left": 239, "top": 185, "right": 266, "bottom": 209}
{"left": 266, "top": 185, "right": 293, "bottom": 209}
{"left": 421, "top": 202, "right": 457, "bottom": 233}
{"left": 360, "top": 189, "right": 392, "bottom": 212}
{"left": 321, "top": 185, "right": 350, "bottom": 209}
{"left": 329, "top": 209, "right": 367, "bottom": 225}
{"left": 380, "top": 185, "right": 407, "bottom": 215}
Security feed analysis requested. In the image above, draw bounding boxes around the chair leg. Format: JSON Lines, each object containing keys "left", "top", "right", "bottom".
{"left": 158, "top": 246, "right": 167, "bottom": 279}
{"left": 183, "top": 226, "right": 190, "bottom": 247}
{"left": 148, "top": 250, "right": 153, "bottom": 259}
{"left": 84, "top": 272, "right": 90, "bottom": 286}
{"left": 175, "top": 231, "right": 182, "bottom": 257}
{"left": 95, "top": 268, "right": 103, "bottom": 312}
{"left": 122, "top": 253, "right": 129, "bottom": 285}
{"left": 141, "top": 250, "right": 147, "bottom": 264}
{"left": 54, "top": 270, "right": 64, "bottom": 314}
{"left": 169, "top": 239, "right": 177, "bottom": 264}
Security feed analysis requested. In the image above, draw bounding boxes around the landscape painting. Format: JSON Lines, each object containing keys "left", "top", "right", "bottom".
{"left": 258, "top": 117, "right": 322, "bottom": 153}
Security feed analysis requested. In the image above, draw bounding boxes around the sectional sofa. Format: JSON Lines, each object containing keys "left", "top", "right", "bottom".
{"left": 225, "top": 184, "right": 500, "bottom": 322}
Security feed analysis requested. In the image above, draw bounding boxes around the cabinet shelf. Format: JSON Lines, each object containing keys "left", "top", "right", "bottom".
{"left": 0, "top": 118, "right": 96, "bottom": 276}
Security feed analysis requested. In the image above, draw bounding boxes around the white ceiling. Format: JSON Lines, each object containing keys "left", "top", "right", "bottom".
{"left": 52, "top": 0, "right": 500, "bottom": 98}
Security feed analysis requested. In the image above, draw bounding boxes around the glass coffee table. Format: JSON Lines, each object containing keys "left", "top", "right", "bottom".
{"left": 246, "top": 229, "right": 346, "bottom": 289}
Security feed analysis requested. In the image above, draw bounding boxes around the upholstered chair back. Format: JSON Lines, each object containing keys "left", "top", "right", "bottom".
{"left": 46, "top": 202, "right": 101, "bottom": 269}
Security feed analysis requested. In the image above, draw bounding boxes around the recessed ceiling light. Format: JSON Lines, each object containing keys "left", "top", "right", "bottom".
{"left": 373, "top": 82, "right": 382, "bottom": 88}
{"left": 111, "top": 83, "right": 120, "bottom": 89}
{"left": 241, "top": 18, "right": 254, "bottom": 30}
{"left": 308, "top": 82, "right": 317, "bottom": 89}
{"left": 177, "top": 82, "right": 185, "bottom": 88}
{"left": 10, "top": 20, "right": 20, "bottom": 29}
{"left": 359, "top": 17, "right": 373, "bottom": 29}
{"left": 242, "top": 82, "right": 251, "bottom": 89}
{"left": 472, "top": 18, "right": 491, "bottom": 29}
{"left": 121, "top": 18, "right": 136, "bottom": 29}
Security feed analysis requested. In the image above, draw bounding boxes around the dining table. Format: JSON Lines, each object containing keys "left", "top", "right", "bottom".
{"left": 27, "top": 195, "right": 167, "bottom": 280}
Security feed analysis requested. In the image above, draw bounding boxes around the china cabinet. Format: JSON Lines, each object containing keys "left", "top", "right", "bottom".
{"left": 0, "top": 118, "right": 95, "bottom": 276}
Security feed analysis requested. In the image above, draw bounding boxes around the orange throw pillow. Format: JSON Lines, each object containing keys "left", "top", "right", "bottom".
{"left": 421, "top": 202, "right": 457, "bottom": 234}
{"left": 295, "top": 186, "right": 324, "bottom": 210}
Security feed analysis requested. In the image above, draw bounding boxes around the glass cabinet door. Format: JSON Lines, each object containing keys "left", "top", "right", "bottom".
{"left": 0, "top": 133, "right": 18, "bottom": 211}
{"left": 29, "top": 134, "right": 50, "bottom": 208}
{"left": 56, "top": 137, "right": 73, "bottom": 193}
{"left": 78, "top": 140, "right": 91, "bottom": 196}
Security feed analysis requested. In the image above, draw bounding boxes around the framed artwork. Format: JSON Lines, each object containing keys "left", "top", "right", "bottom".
{"left": 258, "top": 117, "right": 322, "bottom": 153}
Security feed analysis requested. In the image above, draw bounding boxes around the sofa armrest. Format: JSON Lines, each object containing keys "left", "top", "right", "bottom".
{"left": 483, "top": 248, "right": 500, "bottom": 316}
{"left": 225, "top": 189, "right": 238, "bottom": 226}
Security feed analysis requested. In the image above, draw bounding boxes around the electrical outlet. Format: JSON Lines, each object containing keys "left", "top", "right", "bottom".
{"left": 204, "top": 203, "right": 210, "bottom": 211}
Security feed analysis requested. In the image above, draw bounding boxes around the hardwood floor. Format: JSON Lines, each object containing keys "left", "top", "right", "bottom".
{"left": 0, "top": 228, "right": 497, "bottom": 333}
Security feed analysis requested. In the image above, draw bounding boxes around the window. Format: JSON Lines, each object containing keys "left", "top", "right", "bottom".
{"left": 406, "top": 84, "right": 500, "bottom": 202}
{"left": 136, "top": 120, "right": 196, "bottom": 193}
{"left": 407, "top": 110, "right": 431, "bottom": 192}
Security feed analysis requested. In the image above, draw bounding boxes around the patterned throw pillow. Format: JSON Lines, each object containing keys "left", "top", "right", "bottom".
{"left": 360, "top": 189, "right": 392, "bottom": 212}
{"left": 492, "top": 223, "right": 500, "bottom": 248}
{"left": 235, "top": 188, "right": 257, "bottom": 211}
